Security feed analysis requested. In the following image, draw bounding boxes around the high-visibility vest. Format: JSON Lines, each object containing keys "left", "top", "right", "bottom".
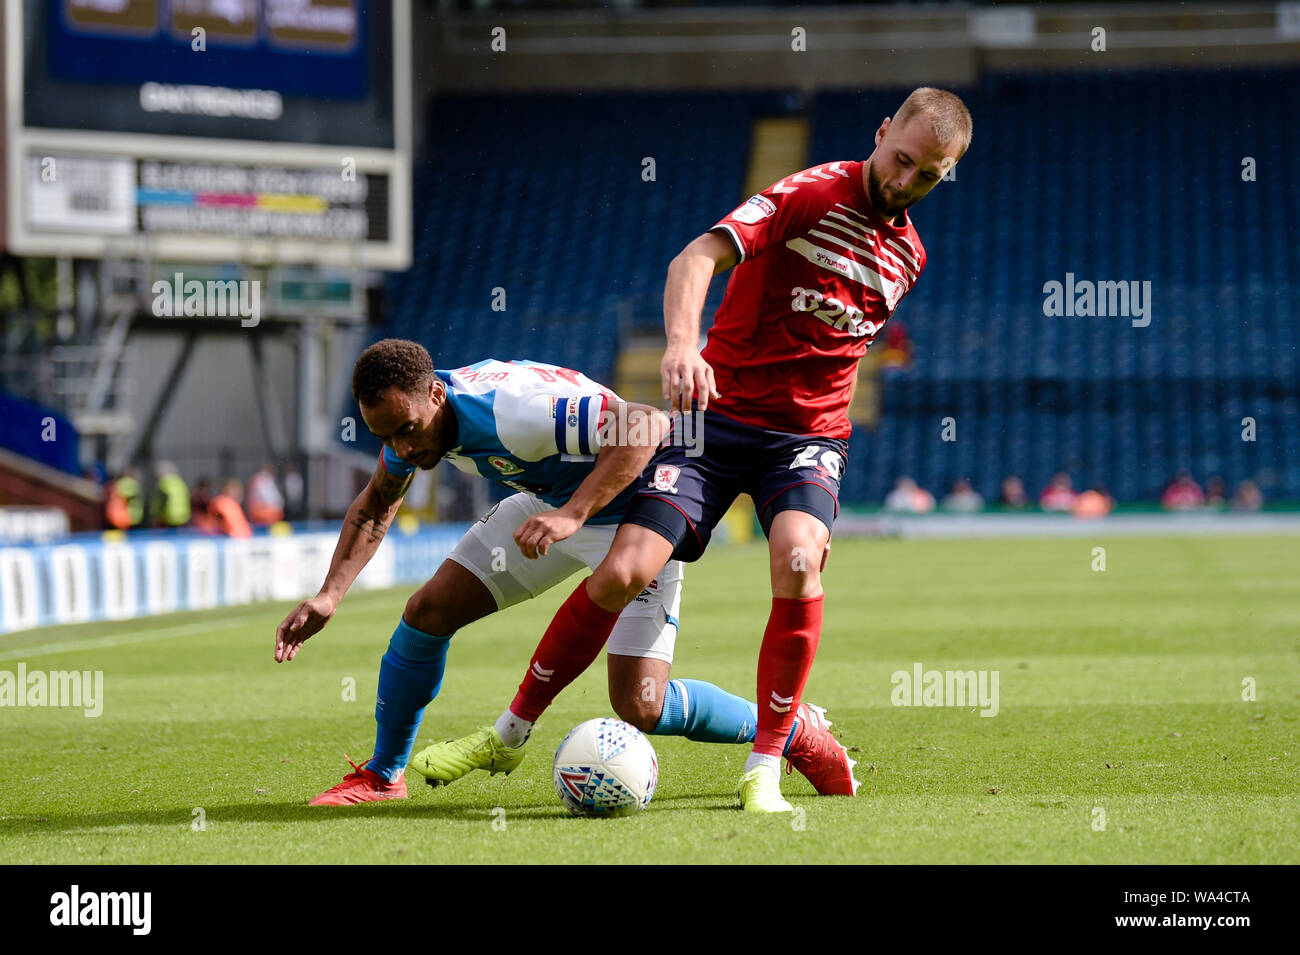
{"left": 115, "top": 475, "right": 144, "bottom": 527}
{"left": 153, "top": 473, "right": 192, "bottom": 526}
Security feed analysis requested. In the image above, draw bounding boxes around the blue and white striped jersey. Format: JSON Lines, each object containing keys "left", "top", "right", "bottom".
{"left": 379, "top": 359, "right": 633, "bottom": 525}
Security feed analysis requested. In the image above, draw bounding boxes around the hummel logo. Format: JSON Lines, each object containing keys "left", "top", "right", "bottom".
{"left": 769, "top": 690, "right": 795, "bottom": 714}
{"left": 531, "top": 662, "right": 554, "bottom": 683}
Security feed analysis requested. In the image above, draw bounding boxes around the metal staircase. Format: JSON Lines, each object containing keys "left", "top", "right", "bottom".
{"left": 56, "top": 257, "right": 145, "bottom": 456}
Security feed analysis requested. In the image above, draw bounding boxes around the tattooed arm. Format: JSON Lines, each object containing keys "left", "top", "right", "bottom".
{"left": 273, "top": 457, "right": 414, "bottom": 662}
{"left": 320, "top": 458, "right": 414, "bottom": 602}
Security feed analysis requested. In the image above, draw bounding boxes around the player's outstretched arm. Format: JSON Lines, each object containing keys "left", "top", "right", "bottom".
{"left": 513, "top": 401, "right": 669, "bottom": 559}
{"left": 273, "top": 457, "right": 414, "bottom": 661}
{"left": 662, "top": 230, "right": 735, "bottom": 412}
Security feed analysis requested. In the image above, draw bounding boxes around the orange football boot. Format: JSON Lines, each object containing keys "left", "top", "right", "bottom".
{"left": 309, "top": 755, "right": 408, "bottom": 806}
{"left": 784, "top": 704, "right": 860, "bottom": 796}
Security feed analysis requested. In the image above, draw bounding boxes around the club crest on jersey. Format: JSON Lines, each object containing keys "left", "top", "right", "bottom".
{"left": 649, "top": 465, "right": 681, "bottom": 494}
{"left": 733, "top": 194, "right": 777, "bottom": 225}
{"left": 488, "top": 455, "right": 524, "bottom": 476}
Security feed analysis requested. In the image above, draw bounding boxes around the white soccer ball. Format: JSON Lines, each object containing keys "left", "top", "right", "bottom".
{"left": 552, "top": 718, "right": 659, "bottom": 817}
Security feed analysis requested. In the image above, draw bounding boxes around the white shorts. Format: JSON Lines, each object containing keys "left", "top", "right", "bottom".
{"left": 446, "top": 493, "right": 683, "bottom": 664}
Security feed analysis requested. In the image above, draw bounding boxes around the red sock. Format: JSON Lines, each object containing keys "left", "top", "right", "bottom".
{"left": 754, "top": 595, "right": 824, "bottom": 756}
{"left": 509, "top": 579, "right": 621, "bottom": 722}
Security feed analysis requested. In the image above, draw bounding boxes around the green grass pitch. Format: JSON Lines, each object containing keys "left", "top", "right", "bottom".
{"left": 1, "top": 534, "right": 1296, "bottom": 864}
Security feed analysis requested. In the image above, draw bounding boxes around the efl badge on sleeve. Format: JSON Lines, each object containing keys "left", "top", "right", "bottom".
{"left": 733, "top": 194, "right": 777, "bottom": 224}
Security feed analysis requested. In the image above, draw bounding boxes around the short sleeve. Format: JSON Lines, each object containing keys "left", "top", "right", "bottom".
{"left": 710, "top": 170, "right": 820, "bottom": 263}
{"left": 548, "top": 393, "right": 610, "bottom": 456}
{"left": 379, "top": 445, "right": 417, "bottom": 478}
{"left": 487, "top": 362, "right": 619, "bottom": 462}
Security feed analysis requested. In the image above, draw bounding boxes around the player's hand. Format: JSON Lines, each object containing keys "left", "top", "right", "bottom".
{"left": 661, "top": 346, "right": 720, "bottom": 413}
{"left": 514, "top": 511, "right": 582, "bottom": 560}
{"left": 274, "top": 593, "right": 337, "bottom": 662}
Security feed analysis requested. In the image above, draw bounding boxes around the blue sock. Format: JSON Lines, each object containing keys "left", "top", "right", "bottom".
{"left": 650, "top": 679, "right": 801, "bottom": 753}
{"left": 369, "top": 618, "right": 452, "bottom": 781}
{"left": 650, "top": 678, "right": 759, "bottom": 745}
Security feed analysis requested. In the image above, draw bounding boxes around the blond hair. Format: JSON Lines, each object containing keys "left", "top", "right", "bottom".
{"left": 894, "top": 87, "right": 973, "bottom": 159}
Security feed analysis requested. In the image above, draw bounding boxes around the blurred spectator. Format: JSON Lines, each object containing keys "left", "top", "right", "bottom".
{"left": 884, "top": 476, "right": 935, "bottom": 513}
{"left": 941, "top": 477, "right": 984, "bottom": 512}
{"left": 1205, "top": 476, "right": 1226, "bottom": 509}
{"left": 1039, "top": 472, "right": 1077, "bottom": 512}
{"left": 1161, "top": 469, "right": 1205, "bottom": 511}
{"left": 246, "top": 461, "right": 285, "bottom": 526}
{"left": 149, "top": 461, "right": 191, "bottom": 528}
{"left": 106, "top": 466, "right": 144, "bottom": 530}
{"left": 999, "top": 475, "right": 1029, "bottom": 510}
{"left": 1072, "top": 486, "right": 1113, "bottom": 519}
{"left": 105, "top": 481, "right": 129, "bottom": 530}
{"left": 1232, "top": 479, "right": 1263, "bottom": 512}
{"left": 283, "top": 460, "right": 305, "bottom": 521}
{"left": 198, "top": 479, "right": 253, "bottom": 538}
{"left": 877, "top": 321, "right": 914, "bottom": 379}
{"left": 190, "top": 477, "right": 214, "bottom": 521}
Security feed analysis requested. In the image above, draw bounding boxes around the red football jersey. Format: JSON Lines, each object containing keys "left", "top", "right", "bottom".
{"left": 702, "top": 159, "right": 926, "bottom": 438}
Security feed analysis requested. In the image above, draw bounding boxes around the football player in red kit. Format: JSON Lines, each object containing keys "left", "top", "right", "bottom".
{"left": 417, "top": 87, "right": 972, "bottom": 811}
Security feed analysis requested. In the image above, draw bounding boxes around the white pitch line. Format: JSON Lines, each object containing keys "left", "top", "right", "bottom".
{"left": 0, "top": 618, "right": 253, "bottom": 661}
{"left": 0, "top": 590, "right": 407, "bottom": 662}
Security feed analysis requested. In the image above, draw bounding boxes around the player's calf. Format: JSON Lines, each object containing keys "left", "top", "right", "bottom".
{"left": 607, "top": 655, "right": 668, "bottom": 732}
{"left": 610, "top": 701, "right": 661, "bottom": 733}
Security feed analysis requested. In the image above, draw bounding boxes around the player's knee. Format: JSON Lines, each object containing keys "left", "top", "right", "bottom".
{"left": 591, "top": 560, "right": 653, "bottom": 607}
{"left": 403, "top": 593, "right": 451, "bottom": 636}
{"left": 610, "top": 691, "right": 661, "bottom": 733}
{"left": 770, "top": 538, "right": 826, "bottom": 597}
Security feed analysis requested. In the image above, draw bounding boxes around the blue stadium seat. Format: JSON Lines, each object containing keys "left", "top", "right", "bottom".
{"left": 811, "top": 69, "right": 1299, "bottom": 502}
{"left": 369, "top": 72, "right": 1299, "bottom": 504}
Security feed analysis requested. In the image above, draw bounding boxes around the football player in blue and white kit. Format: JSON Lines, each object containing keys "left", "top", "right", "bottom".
{"left": 274, "top": 338, "right": 823, "bottom": 805}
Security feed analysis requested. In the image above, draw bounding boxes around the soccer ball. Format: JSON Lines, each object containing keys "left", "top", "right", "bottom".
{"left": 552, "top": 718, "right": 658, "bottom": 817}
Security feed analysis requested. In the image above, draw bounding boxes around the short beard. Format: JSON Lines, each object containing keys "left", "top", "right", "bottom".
{"left": 866, "top": 159, "right": 910, "bottom": 219}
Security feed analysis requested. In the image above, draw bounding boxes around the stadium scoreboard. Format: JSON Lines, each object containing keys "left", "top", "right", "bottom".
{"left": 4, "top": 0, "right": 411, "bottom": 270}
